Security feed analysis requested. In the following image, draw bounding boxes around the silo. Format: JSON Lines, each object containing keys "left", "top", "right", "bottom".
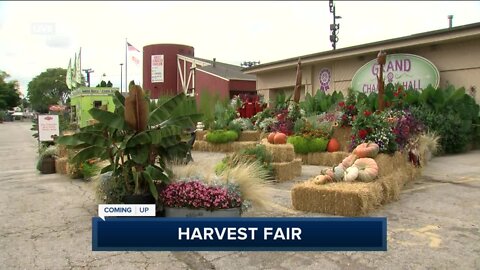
{"left": 143, "top": 44, "right": 194, "bottom": 98}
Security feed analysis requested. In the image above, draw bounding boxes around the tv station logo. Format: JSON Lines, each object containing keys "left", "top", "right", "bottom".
{"left": 31, "top": 22, "right": 56, "bottom": 35}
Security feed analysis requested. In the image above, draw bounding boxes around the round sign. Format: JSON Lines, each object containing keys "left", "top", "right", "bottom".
{"left": 319, "top": 68, "right": 331, "bottom": 92}
{"left": 351, "top": 53, "right": 440, "bottom": 94}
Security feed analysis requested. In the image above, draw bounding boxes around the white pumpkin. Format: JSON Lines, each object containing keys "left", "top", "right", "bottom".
{"left": 353, "top": 158, "right": 379, "bottom": 182}
{"left": 333, "top": 164, "right": 345, "bottom": 182}
{"left": 344, "top": 166, "right": 359, "bottom": 182}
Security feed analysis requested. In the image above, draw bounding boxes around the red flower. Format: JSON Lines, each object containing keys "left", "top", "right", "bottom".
{"left": 348, "top": 105, "right": 355, "bottom": 110}
{"left": 363, "top": 110, "right": 372, "bottom": 117}
{"left": 338, "top": 101, "right": 345, "bottom": 107}
{"left": 358, "top": 129, "right": 368, "bottom": 139}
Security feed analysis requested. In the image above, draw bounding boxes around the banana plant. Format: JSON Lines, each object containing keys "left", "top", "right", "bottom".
{"left": 57, "top": 84, "right": 202, "bottom": 200}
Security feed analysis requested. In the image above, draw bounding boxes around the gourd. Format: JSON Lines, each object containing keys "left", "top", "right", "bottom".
{"left": 312, "top": 174, "right": 333, "bottom": 185}
{"left": 353, "top": 158, "right": 379, "bottom": 182}
{"left": 352, "top": 142, "right": 380, "bottom": 158}
{"left": 273, "top": 132, "right": 287, "bottom": 144}
{"left": 321, "top": 168, "right": 335, "bottom": 179}
{"left": 341, "top": 154, "right": 358, "bottom": 168}
{"left": 327, "top": 138, "right": 340, "bottom": 152}
{"left": 267, "top": 132, "right": 277, "bottom": 144}
{"left": 333, "top": 165, "right": 345, "bottom": 182}
{"left": 344, "top": 166, "right": 359, "bottom": 182}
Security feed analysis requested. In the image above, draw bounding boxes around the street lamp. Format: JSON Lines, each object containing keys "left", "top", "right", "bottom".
{"left": 120, "top": 63, "right": 124, "bottom": 92}
{"left": 329, "top": 0, "right": 341, "bottom": 50}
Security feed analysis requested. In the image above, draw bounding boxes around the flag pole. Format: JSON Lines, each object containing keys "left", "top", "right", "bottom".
{"left": 125, "top": 38, "right": 128, "bottom": 93}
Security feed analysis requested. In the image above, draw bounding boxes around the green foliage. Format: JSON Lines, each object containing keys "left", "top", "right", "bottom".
{"left": 273, "top": 91, "right": 292, "bottom": 111}
{"left": 198, "top": 90, "right": 227, "bottom": 130}
{"left": 27, "top": 68, "right": 75, "bottom": 113}
{"left": 216, "top": 144, "right": 274, "bottom": 178}
{"left": 287, "top": 136, "right": 309, "bottom": 154}
{"left": 410, "top": 86, "right": 480, "bottom": 154}
{"left": 288, "top": 135, "right": 327, "bottom": 154}
{"left": 308, "top": 137, "right": 328, "bottom": 152}
{"left": 56, "top": 85, "right": 200, "bottom": 201}
{"left": 205, "top": 130, "right": 239, "bottom": 144}
{"left": 0, "top": 110, "right": 6, "bottom": 121}
{"left": 0, "top": 70, "right": 21, "bottom": 110}
{"left": 210, "top": 101, "right": 237, "bottom": 130}
{"left": 300, "top": 90, "right": 344, "bottom": 116}
{"left": 79, "top": 161, "right": 100, "bottom": 179}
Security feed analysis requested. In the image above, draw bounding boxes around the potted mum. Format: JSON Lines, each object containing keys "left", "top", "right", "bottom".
{"left": 57, "top": 83, "right": 201, "bottom": 206}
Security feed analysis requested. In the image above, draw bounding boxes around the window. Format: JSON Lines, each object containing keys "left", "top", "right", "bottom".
{"left": 71, "top": 105, "right": 77, "bottom": 122}
{"left": 93, "top": 101, "right": 102, "bottom": 108}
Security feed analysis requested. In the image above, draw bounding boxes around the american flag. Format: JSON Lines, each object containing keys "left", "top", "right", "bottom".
{"left": 127, "top": 42, "right": 140, "bottom": 52}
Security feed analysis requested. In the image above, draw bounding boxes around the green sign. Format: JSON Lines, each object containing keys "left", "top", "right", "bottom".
{"left": 351, "top": 53, "right": 440, "bottom": 93}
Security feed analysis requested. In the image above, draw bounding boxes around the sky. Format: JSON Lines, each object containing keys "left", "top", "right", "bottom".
{"left": 1, "top": 1, "right": 479, "bottom": 97}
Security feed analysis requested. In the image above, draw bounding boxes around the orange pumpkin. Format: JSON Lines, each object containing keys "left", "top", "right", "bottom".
{"left": 273, "top": 132, "right": 287, "bottom": 144}
{"left": 352, "top": 142, "right": 380, "bottom": 158}
{"left": 267, "top": 132, "right": 277, "bottom": 144}
{"left": 327, "top": 138, "right": 340, "bottom": 152}
{"left": 353, "top": 158, "right": 379, "bottom": 182}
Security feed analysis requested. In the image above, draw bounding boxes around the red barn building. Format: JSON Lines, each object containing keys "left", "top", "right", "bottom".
{"left": 142, "top": 44, "right": 256, "bottom": 100}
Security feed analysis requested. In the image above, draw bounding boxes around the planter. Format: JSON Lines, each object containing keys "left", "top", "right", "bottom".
{"left": 39, "top": 156, "right": 56, "bottom": 174}
{"left": 164, "top": 207, "right": 241, "bottom": 218}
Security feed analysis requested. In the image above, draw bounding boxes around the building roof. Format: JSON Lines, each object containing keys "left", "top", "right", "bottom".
{"left": 243, "top": 22, "right": 480, "bottom": 74}
{"left": 192, "top": 57, "right": 256, "bottom": 81}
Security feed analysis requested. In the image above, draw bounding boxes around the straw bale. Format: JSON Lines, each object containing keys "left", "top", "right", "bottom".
{"left": 291, "top": 181, "right": 383, "bottom": 216}
{"left": 263, "top": 140, "right": 295, "bottom": 163}
{"left": 272, "top": 159, "right": 302, "bottom": 182}
{"left": 292, "top": 158, "right": 302, "bottom": 177}
{"left": 196, "top": 130, "right": 207, "bottom": 141}
{"left": 55, "top": 157, "right": 68, "bottom": 175}
{"left": 374, "top": 151, "right": 408, "bottom": 178}
{"left": 57, "top": 145, "right": 68, "bottom": 158}
{"left": 238, "top": 131, "right": 261, "bottom": 142}
{"left": 332, "top": 126, "right": 353, "bottom": 152}
{"left": 192, "top": 141, "right": 257, "bottom": 153}
{"left": 306, "top": 151, "right": 349, "bottom": 166}
{"left": 291, "top": 150, "right": 422, "bottom": 216}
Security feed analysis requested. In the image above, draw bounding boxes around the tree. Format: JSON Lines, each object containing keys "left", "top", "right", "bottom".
{"left": 27, "top": 68, "right": 70, "bottom": 113}
{"left": 0, "top": 70, "right": 21, "bottom": 110}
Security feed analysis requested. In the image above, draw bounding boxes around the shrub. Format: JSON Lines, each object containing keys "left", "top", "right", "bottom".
{"left": 216, "top": 145, "right": 274, "bottom": 178}
{"left": 205, "top": 130, "right": 239, "bottom": 144}
{"left": 308, "top": 137, "right": 328, "bottom": 152}
{"left": 287, "top": 135, "right": 309, "bottom": 154}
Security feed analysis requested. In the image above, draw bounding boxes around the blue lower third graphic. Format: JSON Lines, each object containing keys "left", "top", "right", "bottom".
{"left": 92, "top": 217, "right": 387, "bottom": 251}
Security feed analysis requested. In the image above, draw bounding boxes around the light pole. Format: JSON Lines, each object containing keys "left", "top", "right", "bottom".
{"left": 329, "top": 0, "right": 342, "bottom": 50}
{"left": 120, "top": 63, "right": 124, "bottom": 92}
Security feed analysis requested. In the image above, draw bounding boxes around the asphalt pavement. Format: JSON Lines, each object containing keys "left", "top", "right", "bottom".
{"left": 1, "top": 121, "right": 479, "bottom": 270}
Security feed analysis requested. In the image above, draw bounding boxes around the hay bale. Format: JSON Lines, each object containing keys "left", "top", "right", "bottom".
{"left": 262, "top": 139, "right": 295, "bottom": 163}
{"left": 291, "top": 181, "right": 383, "bottom": 216}
{"left": 55, "top": 157, "right": 68, "bottom": 175}
{"left": 291, "top": 150, "right": 422, "bottom": 216}
{"left": 292, "top": 158, "right": 302, "bottom": 177}
{"left": 306, "top": 152, "right": 349, "bottom": 166}
{"left": 332, "top": 126, "right": 352, "bottom": 152}
{"left": 272, "top": 159, "right": 302, "bottom": 182}
{"left": 196, "top": 130, "right": 207, "bottom": 141}
{"left": 238, "top": 131, "right": 261, "bottom": 142}
{"left": 375, "top": 151, "right": 408, "bottom": 178}
{"left": 57, "top": 145, "right": 68, "bottom": 158}
{"left": 192, "top": 141, "right": 257, "bottom": 153}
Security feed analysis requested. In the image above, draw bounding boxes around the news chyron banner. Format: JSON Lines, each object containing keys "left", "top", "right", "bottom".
{"left": 93, "top": 206, "right": 387, "bottom": 251}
